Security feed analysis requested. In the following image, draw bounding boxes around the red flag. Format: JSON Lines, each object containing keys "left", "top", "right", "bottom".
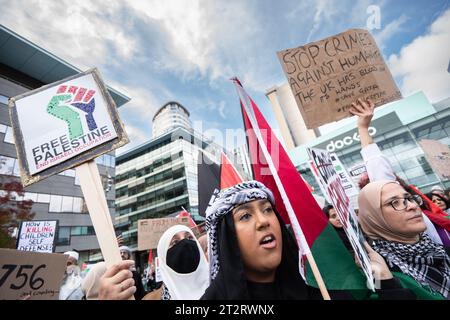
{"left": 148, "top": 249, "right": 153, "bottom": 267}
{"left": 233, "top": 78, "right": 367, "bottom": 290}
{"left": 177, "top": 209, "right": 197, "bottom": 228}
{"left": 220, "top": 152, "right": 243, "bottom": 189}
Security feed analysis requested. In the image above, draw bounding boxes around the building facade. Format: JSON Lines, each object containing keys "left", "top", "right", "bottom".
{"left": 152, "top": 101, "right": 192, "bottom": 138}
{"left": 289, "top": 91, "right": 450, "bottom": 198}
{"left": 114, "top": 125, "right": 223, "bottom": 252}
{"left": 0, "top": 25, "right": 129, "bottom": 264}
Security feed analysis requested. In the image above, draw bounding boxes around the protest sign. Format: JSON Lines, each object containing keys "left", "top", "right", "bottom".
{"left": 138, "top": 217, "right": 191, "bottom": 251}
{"left": 0, "top": 249, "right": 66, "bottom": 300}
{"left": 9, "top": 68, "right": 128, "bottom": 186}
{"left": 278, "top": 29, "right": 401, "bottom": 129}
{"left": 16, "top": 220, "right": 58, "bottom": 253}
{"left": 308, "top": 147, "right": 374, "bottom": 290}
{"left": 330, "top": 153, "right": 360, "bottom": 209}
{"left": 155, "top": 257, "right": 162, "bottom": 283}
{"left": 418, "top": 139, "right": 450, "bottom": 180}
{"left": 349, "top": 163, "right": 367, "bottom": 187}
{"left": 9, "top": 69, "right": 129, "bottom": 282}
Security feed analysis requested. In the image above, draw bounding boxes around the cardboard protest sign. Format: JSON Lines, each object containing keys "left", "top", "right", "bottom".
{"left": 16, "top": 220, "right": 58, "bottom": 253}
{"left": 0, "top": 249, "right": 67, "bottom": 300}
{"left": 330, "top": 153, "right": 360, "bottom": 209}
{"left": 419, "top": 139, "right": 450, "bottom": 180}
{"left": 137, "top": 217, "right": 190, "bottom": 251}
{"left": 278, "top": 29, "right": 402, "bottom": 129}
{"left": 9, "top": 68, "right": 128, "bottom": 187}
{"left": 307, "top": 147, "right": 374, "bottom": 290}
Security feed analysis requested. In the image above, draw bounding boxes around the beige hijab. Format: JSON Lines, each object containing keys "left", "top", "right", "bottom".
{"left": 81, "top": 262, "right": 107, "bottom": 300}
{"left": 358, "top": 180, "right": 420, "bottom": 244}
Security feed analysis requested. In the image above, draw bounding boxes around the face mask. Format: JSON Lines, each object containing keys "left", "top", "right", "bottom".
{"left": 166, "top": 239, "right": 200, "bottom": 274}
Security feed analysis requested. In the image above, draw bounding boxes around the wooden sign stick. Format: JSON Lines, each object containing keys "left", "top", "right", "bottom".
{"left": 76, "top": 160, "right": 134, "bottom": 300}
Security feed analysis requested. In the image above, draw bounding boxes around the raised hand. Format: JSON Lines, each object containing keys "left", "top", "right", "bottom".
{"left": 349, "top": 98, "right": 375, "bottom": 129}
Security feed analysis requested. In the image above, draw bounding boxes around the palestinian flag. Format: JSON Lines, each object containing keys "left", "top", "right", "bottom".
{"left": 177, "top": 209, "right": 198, "bottom": 228}
{"left": 233, "top": 78, "right": 367, "bottom": 291}
{"left": 197, "top": 151, "right": 243, "bottom": 217}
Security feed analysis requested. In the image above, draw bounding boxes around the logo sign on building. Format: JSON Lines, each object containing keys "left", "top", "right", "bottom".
{"left": 16, "top": 220, "right": 58, "bottom": 253}
{"left": 277, "top": 29, "right": 402, "bottom": 129}
{"left": 9, "top": 68, "right": 128, "bottom": 187}
{"left": 307, "top": 147, "right": 375, "bottom": 290}
{"left": 314, "top": 112, "right": 403, "bottom": 152}
{"left": 419, "top": 139, "right": 450, "bottom": 180}
{"left": 0, "top": 249, "right": 67, "bottom": 300}
{"left": 330, "top": 153, "right": 360, "bottom": 209}
{"left": 137, "top": 217, "right": 191, "bottom": 251}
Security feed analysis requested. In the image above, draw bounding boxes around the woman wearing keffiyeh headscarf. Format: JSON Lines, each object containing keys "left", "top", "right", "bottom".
{"left": 200, "top": 180, "right": 416, "bottom": 300}
{"left": 358, "top": 180, "right": 450, "bottom": 300}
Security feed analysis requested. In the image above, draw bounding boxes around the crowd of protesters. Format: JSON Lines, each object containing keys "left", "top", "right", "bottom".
{"left": 57, "top": 99, "right": 450, "bottom": 301}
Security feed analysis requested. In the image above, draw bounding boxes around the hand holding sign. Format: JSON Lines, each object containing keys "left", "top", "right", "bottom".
{"left": 98, "top": 260, "right": 136, "bottom": 300}
{"left": 363, "top": 242, "right": 393, "bottom": 282}
{"left": 349, "top": 98, "right": 375, "bottom": 128}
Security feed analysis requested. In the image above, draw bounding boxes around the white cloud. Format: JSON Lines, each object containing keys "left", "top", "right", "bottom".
{"left": 374, "top": 14, "right": 408, "bottom": 50}
{"left": 388, "top": 9, "right": 450, "bottom": 102}
{"left": 0, "top": 0, "right": 137, "bottom": 70}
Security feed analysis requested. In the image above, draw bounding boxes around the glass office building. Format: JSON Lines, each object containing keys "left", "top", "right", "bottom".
{"left": 289, "top": 91, "right": 450, "bottom": 197}
{"left": 114, "top": 125, "right": 223, "bottom": 251}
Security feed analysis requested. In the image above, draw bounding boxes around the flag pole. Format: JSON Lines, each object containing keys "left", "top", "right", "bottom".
{"left": 234, "top": 79, "right": 331, "bottom": 300}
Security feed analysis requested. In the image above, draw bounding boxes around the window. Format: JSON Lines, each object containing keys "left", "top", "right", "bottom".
{"left": 56, "top": 227, "right": 71, "bottom": 246}
{"left": 4, "top": 126, "right": 14, "bottom": 144}
{"left": 0, "top": 94, "right": 8, "bottom": 105}
{"left": 49, "top": 195, "right": 62, "bottom": 212}
{"left": 0, "top": 156, "right": 15, "bottom": 175}
{"left": 37, "top": 193, "right": 51, "bottom": 203}
{"left": 62, "top": 196, "right": 73, "bottom": 212}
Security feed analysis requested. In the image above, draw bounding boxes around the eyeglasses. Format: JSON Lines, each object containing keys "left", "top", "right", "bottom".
{"left": 385, "top": 194, "right": 423, "bottom": 211}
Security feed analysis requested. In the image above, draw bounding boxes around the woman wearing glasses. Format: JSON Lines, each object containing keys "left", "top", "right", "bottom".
{"left": 358, "top": 180, "right": 450, "bottom": 299}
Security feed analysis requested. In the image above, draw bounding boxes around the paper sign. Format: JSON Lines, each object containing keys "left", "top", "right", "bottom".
{"left": 9, "top": 68, "right": 128, "bottom": 187}
{"left": 0, "top": 249, "right": 67, "bottom": 300}
{"left": 330, "top": 153, "right": 360, "bottom": 209}
{"left": 16, "top": 220, "right": 58, "bottom": 253}
{"left": 137, "top": 217, "right": 190, "bottom": 251}
{"left": 419, "top": 139, "right": 450, "bottom": 180}
{"left": 308, "top": 147, "right": 374, "bottom": 290}
{"left": 278, "top": 29, "right": 402, "bottom": 129}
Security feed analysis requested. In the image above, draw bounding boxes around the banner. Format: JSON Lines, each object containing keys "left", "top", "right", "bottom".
{"left": 308, "top": 147, "right": 374, "bottom": 290}
{"left": 137, "top": 217, "right": 190, "bottom": 251}
{"left": 9, "top": 68, "right": 128, "bottom": 187}
{"left": 278, "top": 29, "right": 401, "bottom": 129}
{"left": 419, "top": 139, "right": 450, "bottom": 180}
{"left": 16, "top": 220, "right": 58, "bottom": 253}
{"left": 0, "top": 249, "right": 67, "bottom": 300}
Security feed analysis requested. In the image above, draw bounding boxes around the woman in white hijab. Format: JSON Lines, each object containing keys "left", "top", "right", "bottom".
{"left": 157, "top": 225, "right": 209, "bottom": 300}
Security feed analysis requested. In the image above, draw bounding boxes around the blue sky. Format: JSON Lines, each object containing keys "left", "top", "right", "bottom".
{"left": 1, "top": 0, "right": 449, "bottom": 154}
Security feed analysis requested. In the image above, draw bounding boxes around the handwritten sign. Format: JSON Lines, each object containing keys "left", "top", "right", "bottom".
{"left": 137, "top": 217, "right": 190, "bottom": 251}
{"left": 0, "top": 249, "right": 67, "bottom": 300}
{"left": 278, "top": 29, "right": 401, "bottom": 129}
{"left": 16, "top": 220, "right": 58, "bottom": 253}
{"left": 308, "top": 147, "right": 374, "bottom": 290}
{"left": 419, "top": 139, "right": 450, "bottom": 180}
{"left": 9, "top": 68, "right": 128, "bottom": 187}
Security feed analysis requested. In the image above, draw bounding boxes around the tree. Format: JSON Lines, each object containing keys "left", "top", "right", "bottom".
{"left": 0, "top": 179, "right": 35, "bottom": 248}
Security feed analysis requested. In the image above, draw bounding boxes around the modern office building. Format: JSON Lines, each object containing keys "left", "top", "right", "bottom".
{"left": 289, "top": 91, "right": 450, "bottom": 198}
{"left": 231, "top": 144, "right": 253, "bottom": 180}
{"left": 152, "top": 101, "right": 192, "bottom": 138}
{"left": 114, "top": 102, "right": 223, "bottom": 253}
{"left": 0, "top": 25, "right": 129, "bottom": 264}
{"left": 266, "top": 83, "right": 318, "bottom": 150}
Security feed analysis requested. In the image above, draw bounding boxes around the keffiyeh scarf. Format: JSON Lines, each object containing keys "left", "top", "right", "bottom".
{"left": 205, "top": 180, "right": 275, "bottom": 281}
{"left": 371, "top": 234, "right": 450, "bottom": 299}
